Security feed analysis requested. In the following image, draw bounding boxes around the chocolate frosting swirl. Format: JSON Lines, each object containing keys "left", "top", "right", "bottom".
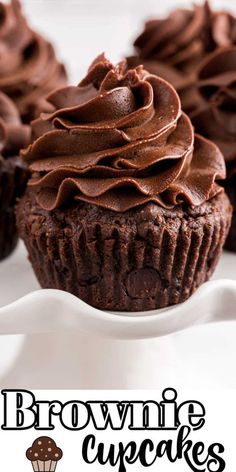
{"left": 0, "top": 0, "right": 67, "bottom": 122}
{"left": 22, "top": 55, "right": 225, "bottom": 213}
{"left": 128, "top": 1, "right": 236, "bottom": 111}
{"left": 191, "top": 46, "right": 236, "bottom": 174}
{"left": 0, "top": 91, "right": 30, "bottom": 158}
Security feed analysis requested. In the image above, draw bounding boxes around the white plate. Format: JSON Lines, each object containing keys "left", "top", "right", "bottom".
{"left": 0, "top": 242, "right": 235, "bottom": 389}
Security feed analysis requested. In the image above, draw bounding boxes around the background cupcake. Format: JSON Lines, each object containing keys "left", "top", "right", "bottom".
{"left": 127, "top": 1, "right": 236, "bottom": 113}
{"left": 0, "top": 91, "right": 29, "bottom": 260}
{"left": 26, "top": 437, "right": 63, "bottom": 472}
{"left": 0, "top": 0, "right": 67, "bottom": 123}
{"left": 17, "top": 55, "right": 232, "bottom": 311}
{"left": 191, "top": 46, "right": 236, "bottom": 251}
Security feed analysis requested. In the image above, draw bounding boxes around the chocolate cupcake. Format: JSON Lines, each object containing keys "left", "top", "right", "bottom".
{"left": 191, "top": 46, "right": 236, "bottom": 251}
{"left": 127, "top": 1, "right": 236, "bottom": 113}
{"left": 26, "top": 437, "right": 63, "bottom": 472}
{"left": 0, "top": 0, "right": 67, "bottom": 123}
{"left": 16, "top": 55, "right": 232, "bottom": 311}
{"left": 0, "top": 91, "right": 29, "bottom": 260}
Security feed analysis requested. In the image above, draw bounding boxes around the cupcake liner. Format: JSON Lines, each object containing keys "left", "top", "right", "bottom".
{"left": 31, "top": 460, "right": 57, "bottom": 472}
{"left": 224, "top": 211, "right": 236, "bottom": 252}
{"left": 0, "top": 156, "right": 28, "bottom": 209}
{"left": 223, "top": 177, "right": 236, "bottom": 252}
{"left": 0, "top": 156, "right": 28, "bottom": 261}
{"left": 0, "top": 207, "right": 18, "bottom": 260}
{"left": 50, "top": 462, "right": 57, "bottom": 472}
{"left": 17, "top": 190, "right": 232, "bottom": 311}
{"left": 31, "top": 461, "right": 39, "bottom": 472}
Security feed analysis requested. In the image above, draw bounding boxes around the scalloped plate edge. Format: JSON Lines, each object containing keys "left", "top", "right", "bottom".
{"left": 0, "top": 279, "right": 235, "bottom": 339}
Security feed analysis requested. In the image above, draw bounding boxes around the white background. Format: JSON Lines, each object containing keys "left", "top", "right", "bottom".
{"left": 0, "top": 389, "right": 235, "bottom": 470}
{"left": 22, "top": 0, "right": 236, "bottom": 84}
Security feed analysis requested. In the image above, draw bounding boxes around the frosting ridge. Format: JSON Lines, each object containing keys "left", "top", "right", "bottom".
{"left": 128, "top": 1, "right": 236, "bottom": 112}
{"left": 22, "top": 55, "right": 225, "bottom": 212}
{"left": 191, "top": 46, "right": 236, "bottom": 173}
{"left": 0, "top": 0, "right": 67, "bottom": 122}
{"left": 0, "top": 91, "right": 30, "bottom": 158}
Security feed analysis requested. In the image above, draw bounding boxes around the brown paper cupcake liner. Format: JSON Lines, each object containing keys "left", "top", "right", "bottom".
{"left": 224, "top": 177, "right": 236, "bottom": 252}
{"left": 225, "top": 212, "right": 236, "bottom": 252}
{"left": 0, "top": 207, "right": 18, "bottom": 260}
{"left": 17, "top": 190, "right": 232, "bottom": 311}
{"left": 0, "top": 156, "right": 29, "bottom": 260}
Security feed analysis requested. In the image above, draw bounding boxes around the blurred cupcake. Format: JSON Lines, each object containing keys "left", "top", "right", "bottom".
{"left": 17, "top": 55, "right": 231, "bottom": 311}
{"left": 191, "top": 47, "right": 236, "bottom": 251}
{"left": 26, "top": 437, "right": 63, "bottom": 472}
{"left": 0, "top": 91, "right": 29, "bottom": 260}
{"left": 127, "top": 1, "right": 236, "bottom": 113}
{"left": 0, "top": 0, "right": 67, "bottom": 123}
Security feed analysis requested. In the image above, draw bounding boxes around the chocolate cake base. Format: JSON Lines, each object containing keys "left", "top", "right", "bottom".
{"left": 0, "top": 156, "right": 28, "bottom": 261}
{"left": 16, "top": 190, "right": 232, "bottom": 311}
{"left": 224, "top": 178, "right": 236, "bottom": 252}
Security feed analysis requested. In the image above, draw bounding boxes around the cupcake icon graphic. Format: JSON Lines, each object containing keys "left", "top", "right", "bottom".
{"left": 26, "top": 437, "right": 63, "bottom": 472}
